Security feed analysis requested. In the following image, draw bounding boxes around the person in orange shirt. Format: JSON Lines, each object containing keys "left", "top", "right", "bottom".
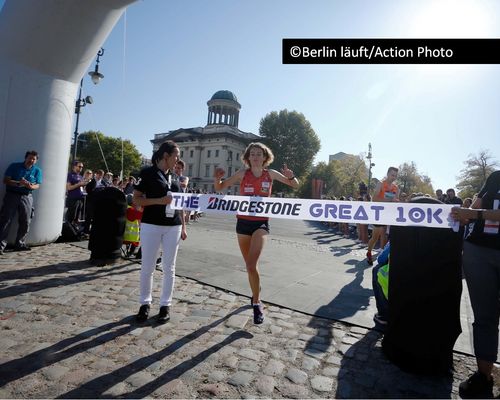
{"left": 366, "top": 166, "right": 399, "bottom": 265}
{"left": 214, "top": 142, "right": 299, "bottom": 324}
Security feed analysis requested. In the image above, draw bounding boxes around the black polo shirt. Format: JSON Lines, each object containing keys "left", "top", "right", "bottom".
{"left": 467, "top": 172, "right": 500, "bottom": 250}
{"left": 134, "top": 165, "right": 182, "bottom": 226}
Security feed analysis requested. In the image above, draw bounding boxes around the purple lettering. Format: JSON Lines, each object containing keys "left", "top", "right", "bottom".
{"left": 339, "top": 204, "right": 352, "bottom": 219}
{"left": 353, "top": 205, "right": 368, "bottom": 221}
{"left": 409, "top": 207, "right": 425, "bottom": 223}
{"left": 370, "top": 205, "right": 384, "bottom": 221}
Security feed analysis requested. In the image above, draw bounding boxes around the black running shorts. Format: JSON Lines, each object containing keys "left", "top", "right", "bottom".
{"left": 236, "top": 219, "right": 270, "bottom": 236}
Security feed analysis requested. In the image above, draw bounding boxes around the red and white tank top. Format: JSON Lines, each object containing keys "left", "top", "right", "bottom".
{"left": 238, "top": 169, "right": 272, "bottom": 221}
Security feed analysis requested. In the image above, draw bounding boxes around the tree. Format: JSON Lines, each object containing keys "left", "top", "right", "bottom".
{"left": 334, "top": 155, "right": 368, "bottom": 197}
{"left": 456, "top": 150, "right": 499, "bottom": 198}
{"left": 259, "top": 110, "right": 320, "bottom": 192}
{"left": 297, "top": 155, "right": 368, "bottom": 199}
{"left": 297, "top": 161, "right": 339, "bottom": 199}
{"left": 397, "top": 161, "right": 434, "bottom": 196}
{"left": 75, "top": 131, "right": 142, "bottom": 177}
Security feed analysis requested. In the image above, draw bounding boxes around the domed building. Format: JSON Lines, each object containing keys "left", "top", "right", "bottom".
{"left": 151, "top": 90, "right": 260, "bottom": 193}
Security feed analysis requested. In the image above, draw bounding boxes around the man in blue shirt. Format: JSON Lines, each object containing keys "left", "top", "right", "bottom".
{"left": 0, "top": 150, "right": 43, "bottom": 253}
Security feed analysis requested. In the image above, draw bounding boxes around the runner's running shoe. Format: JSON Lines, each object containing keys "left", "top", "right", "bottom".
{"left": 253, "top": 304, "right": 264, "bottom": 324}
{"left": 366, "top": 251, "right": 373, "bottom": 266}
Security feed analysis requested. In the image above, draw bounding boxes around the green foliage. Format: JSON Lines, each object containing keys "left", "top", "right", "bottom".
{"left": 259, "top": 110, "right": 321, "bottom": 193}
{"left": 456, "top": 150, "right": 499, "bottom": 199}
{"left": 297, "top": 161, "right": 337, "bottom": 198}
{"left": 297, "top": 155, "right": 368, "bottom": 199}
{"left": 74, "top": 131, "right": 142, "bottom": 177}
{"left": 334, "top": 155, "right": 368, "bottom": 197}
{"left": 396, "top": 161, "right": 434, "bottom": 196}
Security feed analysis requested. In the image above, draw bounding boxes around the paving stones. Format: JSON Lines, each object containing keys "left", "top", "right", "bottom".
{"left": 301, "top": 356, "right": 321, "bottom": 371}
{"left": 227, "top": 371, "right": 253, "bottom": 387}
{"left": 285, "top": 368, "right": 308, "bottom": 384}
{"left": 41, "top": 365, "right": 70, "bottom": 380}
{"left": 225, "top": 315, "right": 249, "bottom": 329}
{"left": 263, "top": 359, "right": 285, "bottom": 376}
{"left": 238, "top": 348, "right": 264, "bottom": 362}
{"left": 255, "top": 375, "right": 276, "bottom": 395}
{"left": 0, "top": 242, "right": 493, "bottom": 399}
{"left": 311, "top": 375, "right": 334, "bottom": 392}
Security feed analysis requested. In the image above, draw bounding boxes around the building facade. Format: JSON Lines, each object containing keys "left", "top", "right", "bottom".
{"left": 151, "top": 90, "right": 260, "bottom": 193}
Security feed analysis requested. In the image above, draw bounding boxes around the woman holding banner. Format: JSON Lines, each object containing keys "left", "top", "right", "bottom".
{"left": 133, "top": 141, "right": 187, "bottom": 324}
{"left": 451, "top": 170, "right": 500, "bottom": 399}
{"left": 214, "top": 142, "right": 299, "bottom": 324}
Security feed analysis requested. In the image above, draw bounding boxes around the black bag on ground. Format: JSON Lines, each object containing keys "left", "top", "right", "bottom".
{"left": 58, "top": 221, "right": 82, "bottom": 242}
{"left": 382, "top": 197, "right": 463, "bottom": 375}
{"left": 88, "top": 187, "right": 127, "bottom": 263}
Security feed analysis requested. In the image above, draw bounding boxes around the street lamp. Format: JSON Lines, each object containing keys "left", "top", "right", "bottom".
{"left": 367, "top": 142, "right": 375, "bottom": 196}
{"left": 88, "top": 48, "right": 105, "bottom": 84}
{"left": 72, "top": 48, "right": 105, "bottom": 162}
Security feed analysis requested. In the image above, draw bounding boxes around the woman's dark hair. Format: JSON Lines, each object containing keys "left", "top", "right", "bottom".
{"left": 481, "top": 170, "right": 500, "bottom": 203}
{"left": 152, "top": 141, "right": 178, "bottom": 164}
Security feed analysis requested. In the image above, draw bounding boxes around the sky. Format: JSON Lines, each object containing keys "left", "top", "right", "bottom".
{"left": 4, "top": 0, "right": 500, "bottom": 191}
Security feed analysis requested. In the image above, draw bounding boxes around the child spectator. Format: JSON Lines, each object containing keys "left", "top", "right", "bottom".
{"left": 123, "top": 194, "right": 142, "bottom": 258}
{"left": 372, "top": 242, "right": 391, "bottom": 328}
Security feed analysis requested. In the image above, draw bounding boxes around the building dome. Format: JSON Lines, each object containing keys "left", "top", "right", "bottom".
{"left": 206, "top": 90, "right": 241, "bottom": 128}
{"left": 211, "top": 90, "right": 238, "bottom": 102}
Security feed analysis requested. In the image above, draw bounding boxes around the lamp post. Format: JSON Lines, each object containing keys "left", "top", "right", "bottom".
{"left": 72, "top": 48, "right": 105, "bottom": 162}
{"left": 367, "top": 142, "right": 375, "bottom": 196}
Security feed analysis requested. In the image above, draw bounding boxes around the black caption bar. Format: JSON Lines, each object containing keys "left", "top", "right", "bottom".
{"left": 283, "top": 39, "right": 500, "bottom": 64}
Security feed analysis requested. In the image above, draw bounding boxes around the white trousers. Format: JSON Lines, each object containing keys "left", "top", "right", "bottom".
{"left": 139, "top": 223, "right": 182, "bottom": 306}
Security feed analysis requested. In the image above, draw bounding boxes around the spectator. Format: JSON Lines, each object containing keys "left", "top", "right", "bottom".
{"left": 83, "top": 169, "right": 107, "bottom": 235}
{"left": 112, "top": 176, "right": 120, "bottom": 188}
{"left": 86, "top": 169, "right": 108, "bottom": 194}
{"left": 445, "top": 188, "right": 463, "bottom": 205}
{"left": 451, "top": 171, "right": 500, "bottom": 399}
{"left": 123, "top": 194, "right": 142, "bottom": 258}
{"left": 123, "top": 176, "right": 136, "bottom": 195}
{"left": 356, "top": 195, "right": 369, "bottom": 244}
{"left": 435, "top": 188, "right": 445, "bottom": 202}
{"left": 174, "top": 160, "right": 190, "bottom": 224}
{"left": 83, "top": 169, "right": 93, "bottom": 188}
{"left": 372, "top": 242, "right": 391, "bottom": 327}
{"left": 103, "top": 172, "right": 113, "bottom": 186}
{"left": 174, "top": 160, "right": 189, "bottom": 191}
{"left": 0, "top": 150, "right": 42, "bottom": 253}
{"left": 66, "top": 160, "right": 88, "bottom": 226}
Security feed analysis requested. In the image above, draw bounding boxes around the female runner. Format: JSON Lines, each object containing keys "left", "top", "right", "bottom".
{"left": 214, "top": 142, "right": 299, "bottom": 324}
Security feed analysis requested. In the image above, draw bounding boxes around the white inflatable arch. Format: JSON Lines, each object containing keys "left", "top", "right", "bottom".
{"left": 0, "top": 0, "right": 135, "bottom": 244}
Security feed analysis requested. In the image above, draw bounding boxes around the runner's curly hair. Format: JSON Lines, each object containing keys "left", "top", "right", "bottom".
{"left": 241, "top": 142, "right": 274, "bottom": 168}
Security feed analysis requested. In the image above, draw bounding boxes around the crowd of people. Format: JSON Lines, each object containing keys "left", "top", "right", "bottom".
{"left": 319, "top": 181, "right": 472, "bottom": 261}
{"left": 64, "top": 162, "right": 139, "bottom": 239}
{"left": 0, "top": 145, "right": 497, "bottom": 398}
{"left": 64, "top": 159, "right": 210, "bottom": 240}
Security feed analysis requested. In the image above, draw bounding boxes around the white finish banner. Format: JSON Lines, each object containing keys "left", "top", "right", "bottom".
{"left": 171, "top": 194, "right": 458, "bottom": 229}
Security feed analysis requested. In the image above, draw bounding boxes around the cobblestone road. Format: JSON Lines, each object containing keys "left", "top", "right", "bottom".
{"left": 0, "top": 243, "right": 498, "bottom": 398}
